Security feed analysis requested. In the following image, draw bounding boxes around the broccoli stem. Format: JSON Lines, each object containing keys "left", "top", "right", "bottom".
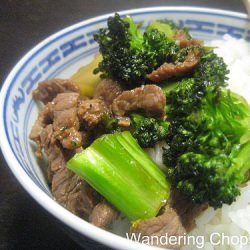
{"left": 146, "top": 20, "right": 176, "bottom": 41}
{"left": 229, "top": 141, "right": 250, "bottom": 182}
{"left": 67, "top": 131, "right": 170, "bottom": 221}
{"left": 160, "top": 80, "right": 179, "bottom": 95}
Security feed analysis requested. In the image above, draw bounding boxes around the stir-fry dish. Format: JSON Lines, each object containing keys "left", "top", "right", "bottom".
{"left": 30, "top": 14, "right": 250, "bottom": 249}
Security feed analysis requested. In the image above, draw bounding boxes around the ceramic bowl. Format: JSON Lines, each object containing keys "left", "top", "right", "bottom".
{"left": 1, "top": 7, "right": 249, "bottom": 250}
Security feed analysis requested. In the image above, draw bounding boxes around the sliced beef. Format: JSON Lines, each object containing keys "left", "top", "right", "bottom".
{"left": 94, "top": 79, "right": 124, "bottom": 106}
{"left": 40, "top": 125, "right": 114, "bottom": 221}
{"left": 39, "top": 124, "right": 100, "bottom": 217}
{"left": 30, "top": 79, "right": 120, "bottom": 227}
{"left": 174, "top": 29, "right": 204, "bottom": 48}
{"left": 130, "top": 190, "right": 207, "bottom": 249}
{"left": 29, "top": 102, "right": 53, "bottom": 142}
{"left": 40, "top": 124, "right": 66, "bottom": 181}
{"left": 147, "top": 49, "right": 201, "bottom": 82}
{"left": 178, "top": 39, "right": 204, "bottom": 48}
{"left": 174, "top": 29, "right": 190, "bottom": 41}
{"left": 32, "top": 78, "right": 79, "bottom": 104}
{"left": 111, "top": 85, "right": 166, "bottom": 117}
{"left": 57, "top": 127, "right": 82, "bottom": 149}
{"left": 30, "top": 90, "right": 100, "bottom": 218}
{"left": 52, "top": 167, "right": 100, "bottom": 217}
{"left": 80, "top": 131, "right": 91, "bottom": 148}
{"left": 169, "top": 190, "right": 208, "bottom": 232}
{"left": 78, "top": 99, "right": 108, "bottom": 128}
{"left": 53, "top": 93, "right": 82, "bottom": 150}
{"left": 131, "top": 205, "right": 186, "bottom": 249}
{"left": 89, "top": 200, "right": 119, "bottom": 228}
{"left": 30, "top": 93, "right": 82, "bottom": 151}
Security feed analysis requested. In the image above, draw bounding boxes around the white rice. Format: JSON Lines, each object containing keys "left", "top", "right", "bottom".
{"left": 145, "top": 141, "right": 168, "bottom": 172}
{"left": 181, "top": 182, "right": 250, "bottom": 250}
{"left": 211, "top": 35, "right": 250, "bottom": 104}
{"left": 150, "top": 36, "right": 250, "bottom": 250}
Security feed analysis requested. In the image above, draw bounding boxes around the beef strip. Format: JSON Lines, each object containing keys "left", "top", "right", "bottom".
{"left": 39, "top": 124, "right": 100, "bottom": 217}
{"left": 52, "top": 167, "right": 100, "bottom": 217}
{"left": 130, "top": 189, "right": 207, "bottom": 249}
{"left": 78, "top": 99, "right": 108, "bottom": 128}
{"left": 169, "top": 190, "right": 208, "bottom": 232}
{"left": 94, "top": 79, "right": 124, "bottom": 106}
{"left": 53, "top": 93, "right": 82, "bottom": 150}
{"left": 53, "top": 94, "right": 119, "bottom": 227}
{"left": 30, "top": 89, "right": 99, "bottom": 217}
{"left": 30, "top": 87, "right": 119, "bottom": 226}
{"left": 32, "top": 78, "right": 79, "bottom": 104}
{"left": 29, "top": 102, "right": 54, "bottom": 142}
{"left": 43, "top": 122, "right": 118, "bottom": 225}
{"left": 131, "top": 205, "right": 186, "bottom": 249}
{"left": 147, "top": 49, "right": 201, "bottom": 82}
{"left": 80, "top": 131, "right": 91, "bottom": 148}
{"left": 174, "top": 29, "right": 204, "bottom": 48}
{"left": 178, "top": 39, "right": 204, "bottom": 48}
{"left": 174, "top": 29, "right": 190, "bottom": 41}
{"left": 40, "top": 124, "right": 66, "bottom": 181}
{"left": 57, "top": 127, "right": 82, "bottom": 149}
{"left": 89, "top": 200, "right": 119, "bottom": 228}
{"left": 111, "top": 85, "right": 166, "bottom": 117}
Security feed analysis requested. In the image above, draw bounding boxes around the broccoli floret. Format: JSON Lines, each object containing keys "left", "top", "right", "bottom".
{"left": 164, "top": 87, "right": 250, "bottom": 208}
{"left": 99, "top": 112, "right": 169, "bottom": 148}
{"left": 131, "top": 113, "right": 169, "bottom": 148}
{"left": 99, "top": 112, "right": 121, "bottom": 134}
{"left": 162, "top": 46, "right": 250, "bottom": 208}
{"left": 165, "top": 51, "right": 229, "bottom": 119}
{"left": 94, "top": 13, "right": 179, "bottom": 88}
{"left": 174, "top": 141, "right": 250, "bottom": 208}
{"left": 194, "top": 52, "right": 229, "bottom": 89}
{"left": 165, "top": 78, "right": 204, "bottom": 118}
{"left": 174, "top": 45, "right": 204, "bottom": 62}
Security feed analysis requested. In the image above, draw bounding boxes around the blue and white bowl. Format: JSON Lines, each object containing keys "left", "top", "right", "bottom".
{"left": 0, "top": 7, "right": 249, "bottom": 250}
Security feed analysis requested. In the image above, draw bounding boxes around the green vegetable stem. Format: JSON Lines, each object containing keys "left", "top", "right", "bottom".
{"left": 67, "top": 131, "right": 170, "bottom": 221}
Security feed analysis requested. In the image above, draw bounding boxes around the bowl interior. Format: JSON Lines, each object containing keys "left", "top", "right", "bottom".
{"left": 1, "top": 7, "right": 250, "bottom": 250}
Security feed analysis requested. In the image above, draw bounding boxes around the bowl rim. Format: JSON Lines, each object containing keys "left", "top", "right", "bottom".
{"left": 0, "top": 6, "right": 248, "bottom": 250}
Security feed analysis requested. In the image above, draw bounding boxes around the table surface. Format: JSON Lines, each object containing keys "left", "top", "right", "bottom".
{"left": 0, "top": 0, "right": 247, "bottom": 249}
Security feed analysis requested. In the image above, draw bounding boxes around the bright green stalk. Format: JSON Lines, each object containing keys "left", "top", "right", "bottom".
{"left": 67, "top": 131, "right": 170, "bottom": 221}
{"left": 123, "top": 15, "right": 144, "bottom": 50}
{"left": 146, "top": 20, "right": 175, "bottom": 41}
